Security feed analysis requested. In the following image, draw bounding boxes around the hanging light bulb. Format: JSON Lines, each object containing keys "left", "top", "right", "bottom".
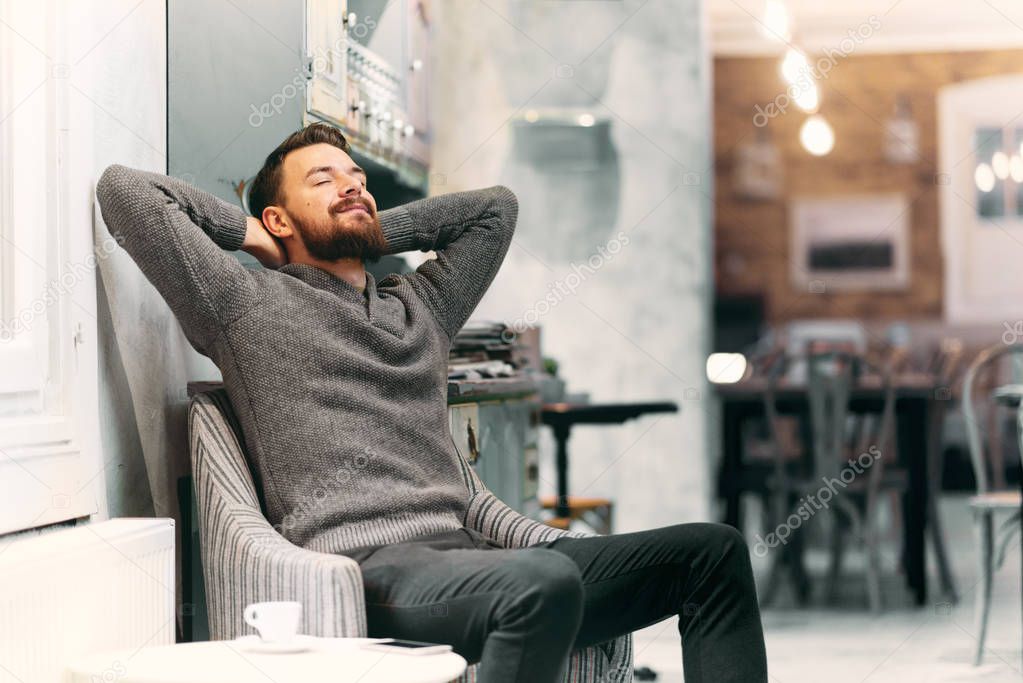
{"left": 793, "top": 80, "right": 819, "bottom": 112}
{"left": 975, "top": 163, "right": 996, "bottom": 192}
{"left": 992, "top": 151, "right": 1010, "bottom": 180}
{"left": 760, "top": 0, "right": 791, "bottom": 42}
{"left": 800, "top": 115, "right": 835, "bottom": 156}
{"left": 781, "top": 48, "right": 810, "bottom": 85}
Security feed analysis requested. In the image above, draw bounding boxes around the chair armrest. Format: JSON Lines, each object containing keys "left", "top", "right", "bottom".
{"left": 464, "top": 488, "right": 594, "bottom": 549}
{"left": 201, "top": 504, "right": 367, "bottom": 640}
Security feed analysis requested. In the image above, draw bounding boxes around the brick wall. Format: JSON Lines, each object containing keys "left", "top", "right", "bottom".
{"left": 714, "top": 50, "right": 1023, "bottom": 322}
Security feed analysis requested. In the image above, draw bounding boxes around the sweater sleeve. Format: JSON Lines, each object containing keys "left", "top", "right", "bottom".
{"left": 376, "top": 185, "right": 519, "bottom": 339}
{"left": 95, "top": 164, "right": 260, "bottom": 354}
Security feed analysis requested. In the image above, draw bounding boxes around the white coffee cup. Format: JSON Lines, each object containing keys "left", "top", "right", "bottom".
{"left": 243, "top": 601, "right": 302, "bottom": 643}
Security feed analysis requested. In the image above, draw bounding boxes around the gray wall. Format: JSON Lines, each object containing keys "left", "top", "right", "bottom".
{"left": 431, "top": 0, "right": 714, "bottom": 530}
{"left": 89, "top": 0, "right": 225, "bottom": 620}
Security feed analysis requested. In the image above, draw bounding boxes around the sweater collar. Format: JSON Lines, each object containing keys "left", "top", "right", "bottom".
{"left": 279, "top": 263, "right": 376, "bottom": 307}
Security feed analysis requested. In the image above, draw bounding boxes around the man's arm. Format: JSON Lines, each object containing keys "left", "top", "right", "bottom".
{"left": 95, "top": 164, "right": 264, "bottom": 354}
{"left": 376, "top": 185, "right": 519, "bottom": 339}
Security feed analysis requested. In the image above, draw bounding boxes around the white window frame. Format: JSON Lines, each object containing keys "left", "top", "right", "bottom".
{"left": 939, "top": 73, "right": 1023, "bottom": 325}
{"left": 0, "top": 0, "right": 96, "bottom": 535}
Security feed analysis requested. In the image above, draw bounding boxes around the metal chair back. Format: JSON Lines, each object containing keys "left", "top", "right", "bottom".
{"left": 763, "top": 349, "right": 898, "bottom": 488}
{"left": 806, "top": 351, "right": 856, "bottom": 483}
{"left": 961, "top": 343, "right": 1023, "bottom": 495}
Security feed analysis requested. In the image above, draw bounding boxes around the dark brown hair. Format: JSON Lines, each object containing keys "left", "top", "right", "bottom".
{"left": 249, "top": 123, "right": 351, "bottom": 219}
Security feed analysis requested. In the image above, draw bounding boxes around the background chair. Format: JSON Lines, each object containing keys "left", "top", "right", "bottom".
{"left": 188, "top": 388, "right": 634, "bottom": 682}
{"left": 760, "top": 349, "right": 906, "bottom": 612}
{"left": 923, "top": 337, "right": 964, "bottom": 604}
{"left": 962, "top": 342, "right": 1023, "bottom": 666}
{"left": 539, "top": 495, "right": 614, "bottom": 535}
{"left": 755, "top": 350, "right": 811, "bottom": 607}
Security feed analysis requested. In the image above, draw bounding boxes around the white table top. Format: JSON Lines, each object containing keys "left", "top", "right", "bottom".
{"left": 68, "top": 637, "right": 467, "bottom": 683}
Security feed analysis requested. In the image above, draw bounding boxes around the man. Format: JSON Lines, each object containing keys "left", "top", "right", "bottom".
{"left": 97, "top": 123, "right": 767, "bottom": 682}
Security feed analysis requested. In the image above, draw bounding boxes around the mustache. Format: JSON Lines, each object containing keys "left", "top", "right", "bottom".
{"left": 330, "top": 197, "right": 374, "bottom": 216}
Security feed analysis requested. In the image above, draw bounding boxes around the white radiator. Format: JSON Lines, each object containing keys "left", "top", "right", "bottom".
{"left": 0, "top": 518, "right": 175, "bottom": 683}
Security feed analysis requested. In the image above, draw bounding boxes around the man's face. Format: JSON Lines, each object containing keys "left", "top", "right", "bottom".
{"left": 277, "top": 143, "right": 387, "bottom": 261}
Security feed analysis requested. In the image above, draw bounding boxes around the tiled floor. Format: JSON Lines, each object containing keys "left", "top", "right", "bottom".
{"left": 629, "top": 495, "right": 1023, "bottom": 682}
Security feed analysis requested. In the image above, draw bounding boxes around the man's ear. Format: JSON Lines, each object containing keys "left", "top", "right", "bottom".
{"left": 261, "top": 206, "right": 294, "bottom": 240}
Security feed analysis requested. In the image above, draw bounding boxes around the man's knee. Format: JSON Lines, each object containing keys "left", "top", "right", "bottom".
{"left": 694, "top": 523, "right": 755, "bottom": 584}
{"left": 697, "top": 522, "right": 747, "bottom": 554}
{"left": 503, "top": 549, "right": 584, "bottom": 622}
{"left": 518, "top": 548, "right": 584, "bottom": 599}
{"left": 662, "top": 522, "right": 752, "bottom": 574}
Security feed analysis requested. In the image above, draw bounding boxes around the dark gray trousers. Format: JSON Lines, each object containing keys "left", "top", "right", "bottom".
{"left": 338, "top": 522, "right": 767, "bottom": 682}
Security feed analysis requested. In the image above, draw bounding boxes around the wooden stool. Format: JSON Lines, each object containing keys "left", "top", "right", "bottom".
{"left": 540, "top": 495, "right": 614, "bottom": 535}
{"left": 540, "top": 401, "right": 676, "bottom": 527}
{"left": 543, "top": 516, "right": 572, "bottom": 530}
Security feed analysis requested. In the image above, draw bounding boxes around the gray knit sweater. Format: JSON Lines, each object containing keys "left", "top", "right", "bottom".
{"left": 96, "top": 165, "right": 518, "bottom": 554}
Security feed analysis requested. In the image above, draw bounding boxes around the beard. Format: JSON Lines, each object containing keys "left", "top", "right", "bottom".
{"left": 293, "top": 201, "right": 389, "bottom": 262}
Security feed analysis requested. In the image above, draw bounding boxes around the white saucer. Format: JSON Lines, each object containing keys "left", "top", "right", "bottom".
{"left": 233, "top": 634, "right": 316, "bottom": 654}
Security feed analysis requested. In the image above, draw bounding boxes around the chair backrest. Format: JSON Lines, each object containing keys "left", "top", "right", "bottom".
{"left": 961, "top": 342, "right": 1023, "bottom": 495}
{"left": 188, "top": 388, "right": 266, "bottom": 515}
{"left": 189, "top": 387, "right": 481, "bottom": 521}
{"left": 930, "top": 337, "right": 964, "bottom": 386}
{"left": 761, "top": 348, "right": 792, "bottom": 474}
{"left": 806, "top": 351, "right": 857, "bottom": 481}
{"left": 763, "top": 349, "right": 899, "bottom": 486}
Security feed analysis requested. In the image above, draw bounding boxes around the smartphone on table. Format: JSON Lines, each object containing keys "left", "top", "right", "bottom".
{"left": 361, "top": 638, "right": 453, "bottom": 656}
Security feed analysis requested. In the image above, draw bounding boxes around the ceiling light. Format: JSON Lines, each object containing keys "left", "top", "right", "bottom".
{"left": 800, "top": 115, "right": 835, "bottom": 156}
{"left": 793, "top": 81, "right": 819, "bottom": 112}
{"left": 760, "top": 0, "right": 791, "bottom": 43}
{"left": 781, "top": 48, "right": 810, "bottom": 85}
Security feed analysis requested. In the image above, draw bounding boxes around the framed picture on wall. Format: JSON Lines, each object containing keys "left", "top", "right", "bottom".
{"left": 789, "top": 193, "right": 910, "bottom": 291}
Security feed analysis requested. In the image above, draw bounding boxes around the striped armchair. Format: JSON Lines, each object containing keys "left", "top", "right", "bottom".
{"left": 189, "top": 388, "right": 633, "bottom": 682}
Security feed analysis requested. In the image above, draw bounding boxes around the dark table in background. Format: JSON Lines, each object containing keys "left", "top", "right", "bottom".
{"left": 541, "top": 401, "right": 679, "bottom": 518}
{"left": 715, "top": 373, "right": 938, "bottom": 606}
